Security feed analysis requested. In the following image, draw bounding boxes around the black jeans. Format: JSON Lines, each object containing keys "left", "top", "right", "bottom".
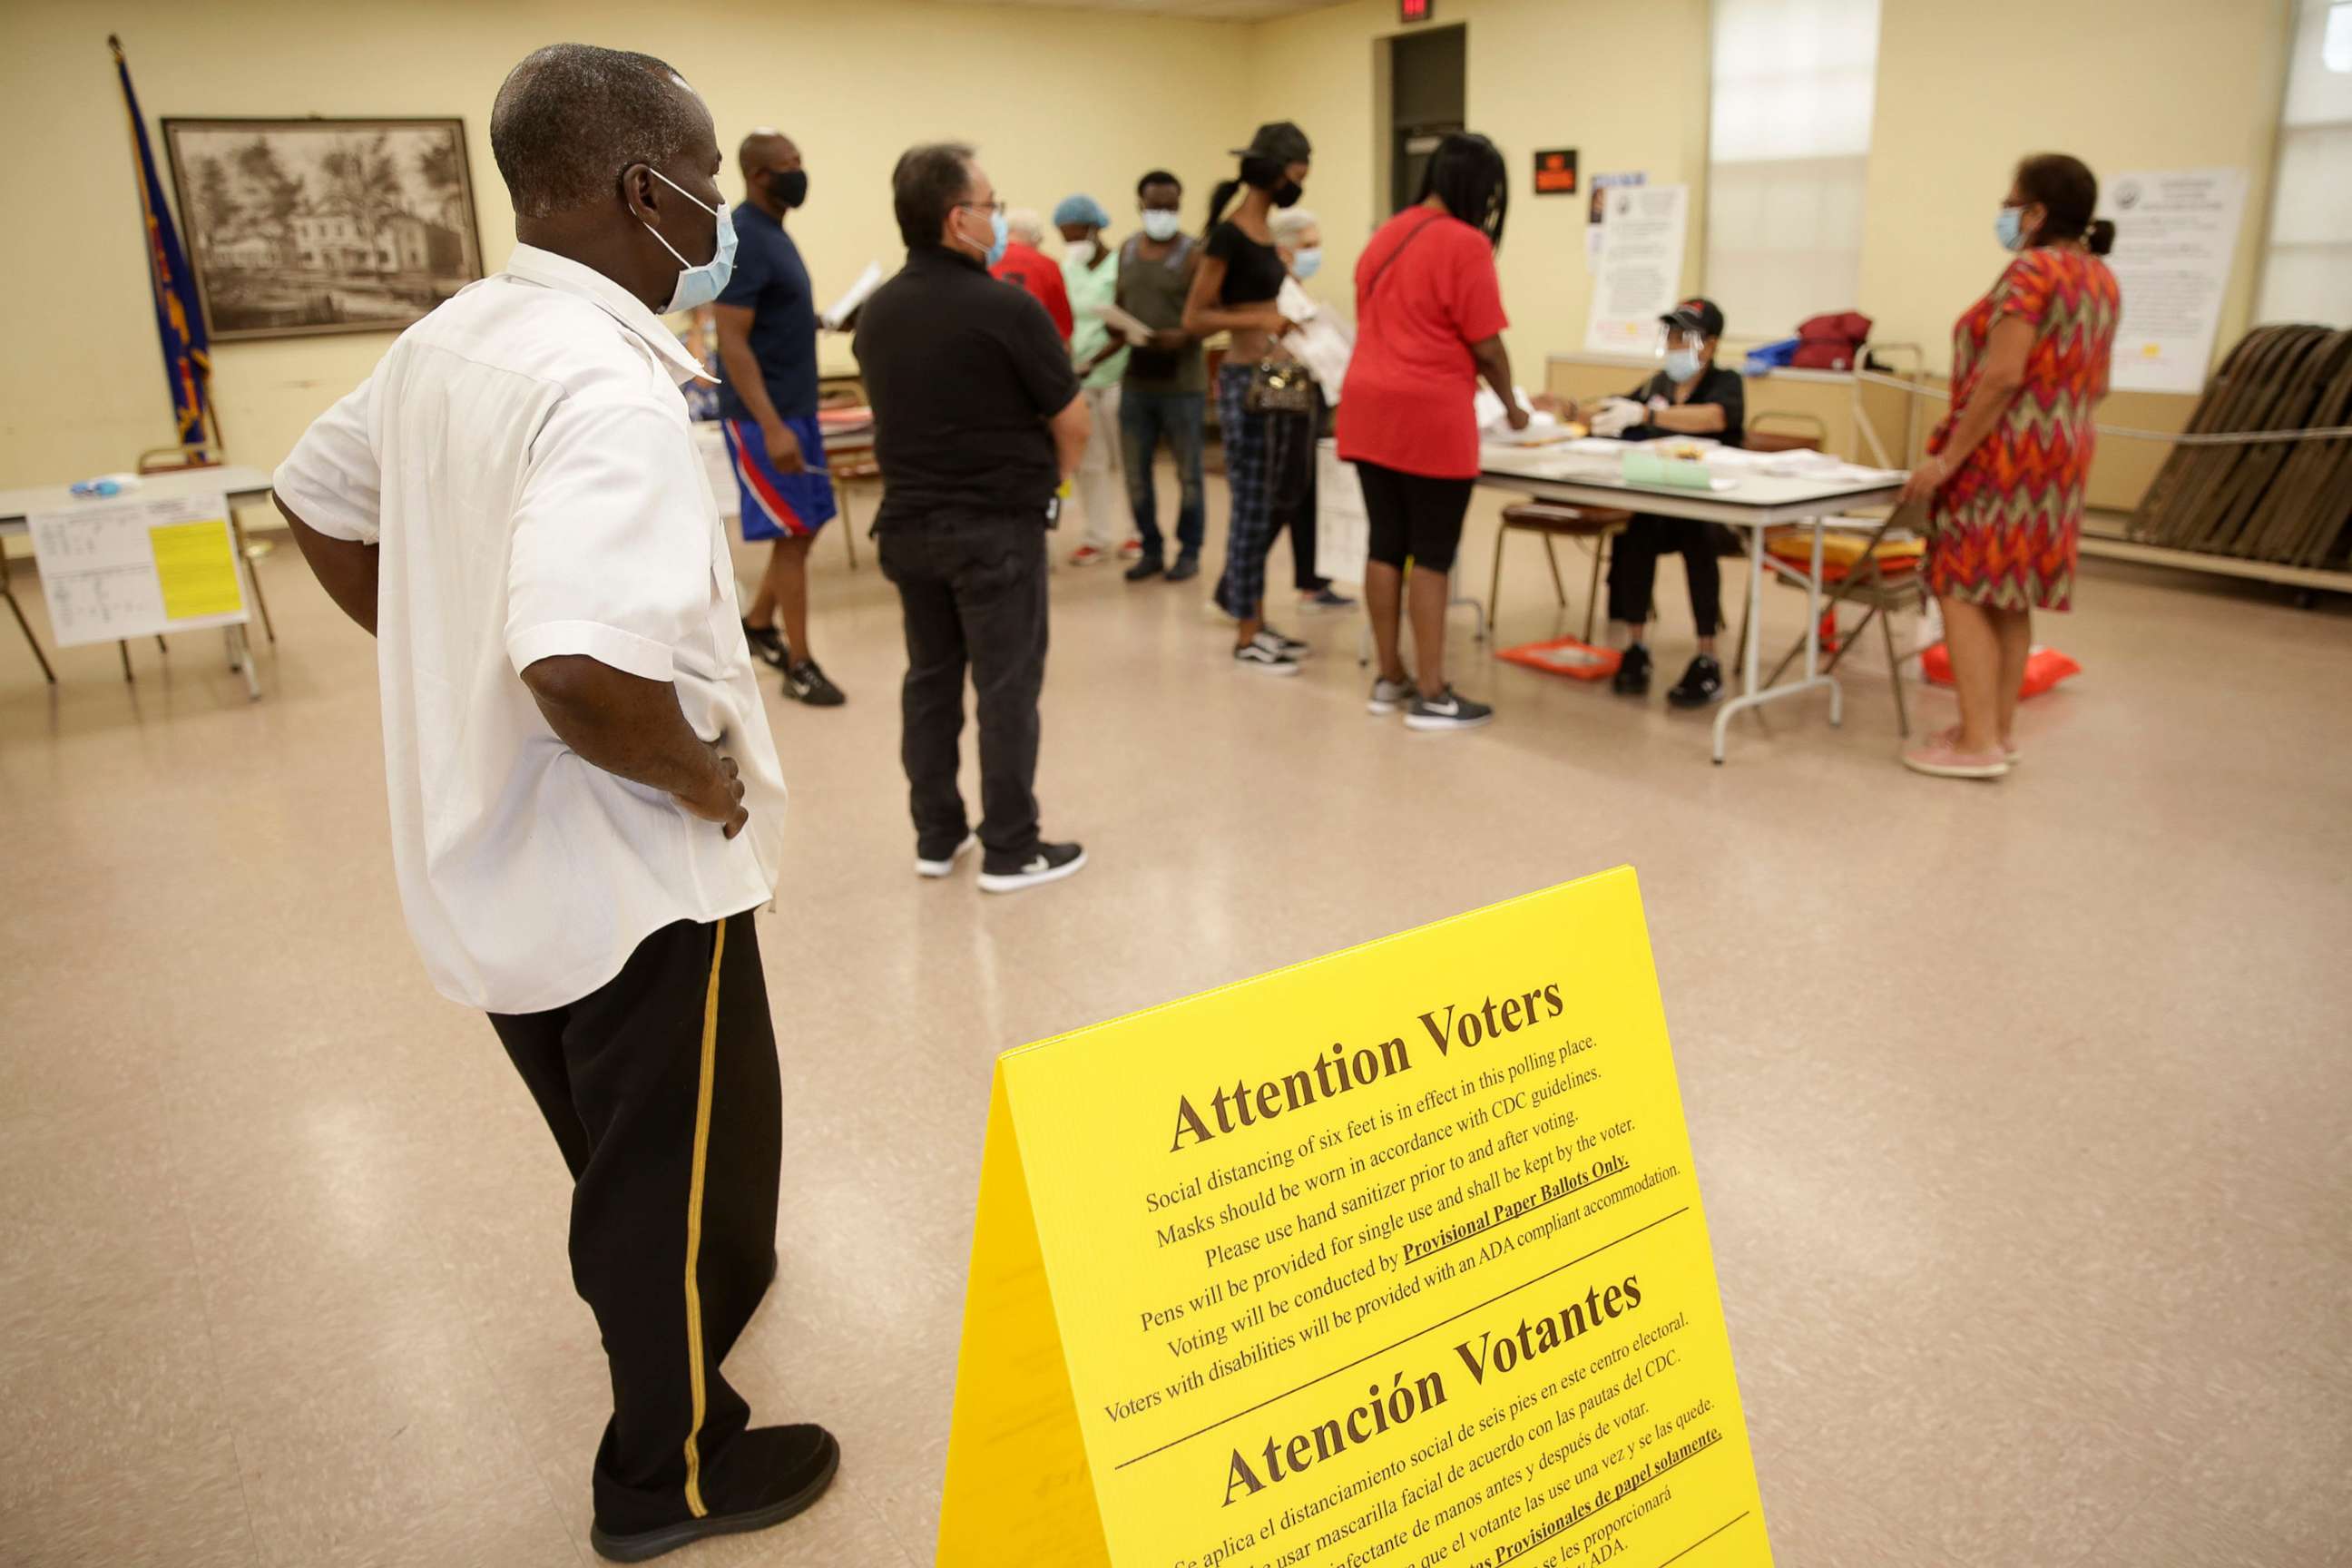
{"left": 878, "top": 520, "right": 1050, "bottom": 858}
{"left": 1607, "top": 513, "right": 1723, "bottom": 633}
{"left": 488, "top": 913, "right": 781, "bottom": 1538}
{"left": 1268, "top": 393, "right": 1328, "bottom": 592}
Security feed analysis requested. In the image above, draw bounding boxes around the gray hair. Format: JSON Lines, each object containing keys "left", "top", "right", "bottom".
{"left": 491, "top": 43, "right": 703, "bottom": 220}
{"left": 1005, "top": 208, "right": 1045, "bottom": 245}
{"left": 1270, "top": 207, "right": 1320, "bottom": 246}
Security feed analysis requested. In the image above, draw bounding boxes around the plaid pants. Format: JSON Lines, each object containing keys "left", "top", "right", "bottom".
{"left": 1215, "top": 363, "right": 1280, "bottom": 616}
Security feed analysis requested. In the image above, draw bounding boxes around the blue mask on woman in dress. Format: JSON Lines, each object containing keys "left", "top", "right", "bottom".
{"left": 1995, "top": 205, "right": 2028, "bottom": 252}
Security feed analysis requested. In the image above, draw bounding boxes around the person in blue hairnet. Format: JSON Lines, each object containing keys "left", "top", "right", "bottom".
{"left": 1055, "top": 193, "right": 1140, "bottom": 565}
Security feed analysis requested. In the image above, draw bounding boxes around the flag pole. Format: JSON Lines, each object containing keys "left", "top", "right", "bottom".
{"left": 111, "top": 33, "right": 224, "bottom": 461}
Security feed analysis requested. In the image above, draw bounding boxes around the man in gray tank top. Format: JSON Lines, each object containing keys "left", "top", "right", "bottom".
{"left": 1116, "top": 170, "right": 1209, "bottom": 583}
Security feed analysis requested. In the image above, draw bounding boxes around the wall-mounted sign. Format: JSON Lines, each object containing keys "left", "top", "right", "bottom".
{"left": 1534, "top": 147, "right": 1580, "bottom": 197}
{"left": 1400, "top": 0, "right": 1434, "bottom": 22}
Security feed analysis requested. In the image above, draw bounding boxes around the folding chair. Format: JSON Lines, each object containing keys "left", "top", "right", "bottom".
{"left": 1749, "top": 506, "right": 1929, "bottom": 736}
{"left": 1485, "top": 502, "right": 1632, "bottom": 644}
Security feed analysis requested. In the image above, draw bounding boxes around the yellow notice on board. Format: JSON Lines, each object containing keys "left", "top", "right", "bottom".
{"left": 938, "top": 868, "right": 1771, "bottom": 1568}
{"left": 149, "top": 518, "right": 244, "bottom": 621}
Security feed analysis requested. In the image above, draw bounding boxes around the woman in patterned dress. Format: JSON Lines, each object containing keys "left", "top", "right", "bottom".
{"left": 1898, "top": 154, "right": 2120, "bottom": 779}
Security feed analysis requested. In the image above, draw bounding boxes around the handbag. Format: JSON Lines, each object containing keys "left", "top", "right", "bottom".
{"left": 1243, "top": 358, "right": 1318, "bottom": 415}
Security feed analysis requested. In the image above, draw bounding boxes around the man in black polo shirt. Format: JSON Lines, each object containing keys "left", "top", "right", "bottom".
{"left": 1553, "top": 298, "right": 1747, "bottom": 708}
{"left": 854, "top": 142, "right": 1092, "bottom": 893}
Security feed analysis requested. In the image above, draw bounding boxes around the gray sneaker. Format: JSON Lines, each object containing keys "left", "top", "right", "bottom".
{"left": 1405, "top": 686, "right": 1494, "bottom": 732}
{"left": 1367, "top": 676, "right": 1414, "bottom": 715}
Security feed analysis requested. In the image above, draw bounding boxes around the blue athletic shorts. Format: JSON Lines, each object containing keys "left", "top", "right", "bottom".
{"left": 720, "top": 413, "right": 838, "bottom": 542}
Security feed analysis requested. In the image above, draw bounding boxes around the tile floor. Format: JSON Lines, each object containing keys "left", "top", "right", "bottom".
{"left": 2, "top": 481, "right": 2347, "bottom": 1568}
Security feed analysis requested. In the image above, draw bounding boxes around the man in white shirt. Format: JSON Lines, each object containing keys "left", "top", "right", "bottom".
{"left": 272, "top": 44, "right": 835, "bottom": 1562}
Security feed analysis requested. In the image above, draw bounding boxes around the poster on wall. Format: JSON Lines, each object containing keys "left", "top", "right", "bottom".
{"left": 1585, "top": 184, "right": 1689, "bottom": 354}
{"left": 163, "top": 117, "right": 486, "bottom": 342}
{"left": 2095, "top": 168, "right": 2249, "bottom": 395}
{"left": 1586, "top": 172, "right": 1646, "bottom": 272}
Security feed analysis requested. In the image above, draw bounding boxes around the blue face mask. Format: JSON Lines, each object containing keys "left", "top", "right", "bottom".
{"left": 1291, "top": 247, "right": 1323, "bottom": 281}
{"left": 643, "top": 168, "right": 737, "bottom": 313}
{"left": 986, "top": 209, "right": 1009, "bottom": 267}
{"left": 1995, "top": 204, "right": 2027, "bottom": 252}
{"left": 1663, "top": 348, "right": 1702, "bottom": 383}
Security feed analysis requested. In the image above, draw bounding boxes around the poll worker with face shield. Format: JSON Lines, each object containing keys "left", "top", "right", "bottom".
{"left": 1542, "top": 298, "right": 1745, "bottom": 708}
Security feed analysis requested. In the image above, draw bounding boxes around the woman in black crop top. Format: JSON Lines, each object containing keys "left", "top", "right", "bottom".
{"left": 1184, "top": 120, "right": 1316, "bottom": 676}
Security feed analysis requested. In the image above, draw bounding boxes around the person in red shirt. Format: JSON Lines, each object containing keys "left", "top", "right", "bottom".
{"left": 1336, "top": 132, "right": 1525, "bottom": 731}
{"left": 990, "top": 208, "right": 1073, "bottom": 342}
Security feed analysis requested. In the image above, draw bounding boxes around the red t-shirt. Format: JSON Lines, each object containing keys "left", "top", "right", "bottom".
{"left": 1335, "top": 210, "right": 1509, "bottom": 479}
{"left": 991, "top": 241, "right": 1074, "bottom": 343}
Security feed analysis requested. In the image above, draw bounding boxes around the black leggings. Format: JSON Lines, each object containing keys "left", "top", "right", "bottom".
{"left": 1606, "top": 514, "right": 1723, "bottom": 632}
{"left": 1355, "top": 460, "right": 1475, "bottom": 573}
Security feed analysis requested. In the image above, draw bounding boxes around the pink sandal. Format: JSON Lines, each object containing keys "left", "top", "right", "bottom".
{"left": 1903, "top": 732, "right": 2010, "bottom": 779}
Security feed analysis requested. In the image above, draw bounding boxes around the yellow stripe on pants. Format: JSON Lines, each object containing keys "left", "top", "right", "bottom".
{"left": 681, "top": 916, "right": 727, "bottom": 1518}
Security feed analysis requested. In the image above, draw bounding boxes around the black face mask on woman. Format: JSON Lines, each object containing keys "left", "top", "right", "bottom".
{"left": 1271, "top": 179, "right": 1303, "bottom": 209}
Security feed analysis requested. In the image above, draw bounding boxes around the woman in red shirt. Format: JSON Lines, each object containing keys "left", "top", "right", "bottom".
{"left": 1337, "top": 133, "right": 1526, "bottom": 731}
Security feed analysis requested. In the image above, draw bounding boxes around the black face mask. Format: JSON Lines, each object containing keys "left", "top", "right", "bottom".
{"left": 1272, "top": 179, "right": 1304, "bottom": 209}
{"left": 770, "top": 169, "right": 808, "bottom": 210}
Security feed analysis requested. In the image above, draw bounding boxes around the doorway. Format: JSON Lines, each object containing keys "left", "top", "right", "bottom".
{"left": 1387, "top": 24, "right": 1465, "bottom": 214}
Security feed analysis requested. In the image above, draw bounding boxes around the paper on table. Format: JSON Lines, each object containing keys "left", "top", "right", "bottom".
{"left": 820, "top": 260, "right": 884, "bottom": 329}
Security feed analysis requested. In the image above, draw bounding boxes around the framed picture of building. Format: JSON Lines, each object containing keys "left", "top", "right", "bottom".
{"left": 162, "top": 117, "right": 485, "bottom": 342}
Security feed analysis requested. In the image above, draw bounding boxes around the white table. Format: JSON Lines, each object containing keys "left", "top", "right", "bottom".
{"left": 1476, "top": 445, "right": 1906, "bottom": 762}
{"left": 0, "top": 465, "right": 277, "bottom": 700}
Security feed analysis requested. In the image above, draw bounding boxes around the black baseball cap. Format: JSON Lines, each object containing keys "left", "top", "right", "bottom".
{"left": 1661, "top": 298, "right": 1724, "bottom": 338}
{"left": 1235, "top": 121, "right": 1313, "bottom": 165}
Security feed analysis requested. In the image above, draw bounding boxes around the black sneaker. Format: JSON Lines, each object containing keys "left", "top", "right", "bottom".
{"left": 1234, "top": 641, "right": 1302, "bottom": 676}
{"left": 1612, "top": 642, "right": 1652, "bottom": 697}
{"left": 1300, "top": 586, "right": 1357, "bottom": 612}
{"left": 783, "top": 660, "right": 846, "bottom": 707}
{"left": 1124, "top": 555, "right": 1165, "bottom": 583}
{"left": 915, "top": 832, "right": 977, "bottom": 879}
{"left": 1405, "top": 686, "right": 1495, "bottom": 731}
{"left": 977, "top": 840, "right": 1088, "bottom": 894}
{"left": 1166, "top": 554, "right": 1200, "bottom": 583}
{"left": 1255, "top": 627, "right": 1309, "bottom": 659}
{"left": 589, "top": 1424, "right": 838, "bottom": 1563}
{"left": 1667, "top": 653, "right": 1725, "bottom": 709}
{"left": 741, "top": 620, "right": 790, "bottom": 671}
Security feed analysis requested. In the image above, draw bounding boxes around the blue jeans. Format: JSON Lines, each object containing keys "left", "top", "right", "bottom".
{"left": 1120, "top": 387, "right": 1207, "bottom": 563}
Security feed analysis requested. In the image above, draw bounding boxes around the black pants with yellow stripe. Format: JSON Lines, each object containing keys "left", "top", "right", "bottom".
{"left": 489, "top": 912, "right": 781, "bottom": 1536}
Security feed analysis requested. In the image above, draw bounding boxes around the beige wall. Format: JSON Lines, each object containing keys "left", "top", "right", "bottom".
{"left": 1248, "top": 0, "right": 1710, "bottom": 379}
{"left": 1, "top": 0, "right": 1255, "bottom": 485}
{"left": 0, "top": 0, "right": 2296, "bottom": 495}
{"left": 1860, "top": 0, "right": 2291, "bottom": 373}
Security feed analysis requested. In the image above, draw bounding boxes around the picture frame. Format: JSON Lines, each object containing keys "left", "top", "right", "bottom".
{"left": 162, "top": 116, "right": 486, "bottom": 343}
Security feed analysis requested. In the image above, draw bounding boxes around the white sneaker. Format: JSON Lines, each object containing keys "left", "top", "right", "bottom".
{"left": 915, "top": 833, "right": 978, "bottom": 879}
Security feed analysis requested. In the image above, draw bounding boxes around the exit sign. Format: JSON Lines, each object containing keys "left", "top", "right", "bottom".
{"left": 1400, "top": 0, "right": 1433, "bottom": 20}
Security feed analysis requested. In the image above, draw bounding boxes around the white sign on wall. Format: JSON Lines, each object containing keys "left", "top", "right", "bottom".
{"left": 1584, "top": 183, "right": 1690, "bottom": 355}
{"left": 2096, "top": 168, "right": 2249, "bottom": 395}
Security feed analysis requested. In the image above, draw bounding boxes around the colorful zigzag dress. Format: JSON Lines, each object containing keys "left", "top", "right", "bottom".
{"left": 1926, "top": 247, "right": 2121, "bottom": 612}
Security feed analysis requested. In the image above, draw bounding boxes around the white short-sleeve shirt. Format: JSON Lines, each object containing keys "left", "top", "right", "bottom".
{"left": 274, "top": 244, "right": 789, "bottom": 1014}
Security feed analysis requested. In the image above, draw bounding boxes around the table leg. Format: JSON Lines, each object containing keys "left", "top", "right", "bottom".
{"left": 1712, "top": 526, "right": 1768, "bottom": 763}
{"left": 227, "top": 624, "right": 260, "bottom": 701}
{"left": 2, "top": 549, "right": 57, "bottom": 684}
{"left": 1712, "top": 517, "right": 1843, "bottom": 763}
